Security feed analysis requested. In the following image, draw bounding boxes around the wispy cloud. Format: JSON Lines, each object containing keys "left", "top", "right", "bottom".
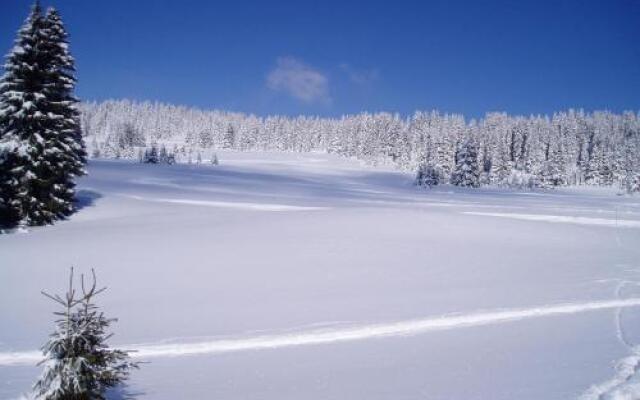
{"left": 267, "top": 57, "right": 330, "bottom": 104}
{"left": 340, "top": 63, "right": 379, "bottom": 85}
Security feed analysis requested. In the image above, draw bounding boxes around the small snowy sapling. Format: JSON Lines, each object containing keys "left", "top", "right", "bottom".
{"left": 33, "top": 268, "right": 138, "bottom": 400}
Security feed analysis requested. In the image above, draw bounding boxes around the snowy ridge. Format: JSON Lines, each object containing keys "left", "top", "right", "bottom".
{"left": 463, "top": 212, "right": 640, "bottom": 228}
{"left": 2, "top": 298, "right": 640, "bottom": 367}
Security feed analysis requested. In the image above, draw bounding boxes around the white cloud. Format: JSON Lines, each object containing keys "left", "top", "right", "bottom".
{"left": 340, "top": 63, "right": 379, "bottom": 85}
{"left": 267, "top": 57, "right": 330, "bottom": 104}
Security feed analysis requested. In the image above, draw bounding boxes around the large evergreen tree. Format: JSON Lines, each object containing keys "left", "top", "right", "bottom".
{"left": 0, "top": 3, "right": 85, "bottom": 228}
{"left": 0, "top": 3, "right": 48, "bottom": 227}
{"left": 40, "top": 7, "right": 87, "bottom": 215}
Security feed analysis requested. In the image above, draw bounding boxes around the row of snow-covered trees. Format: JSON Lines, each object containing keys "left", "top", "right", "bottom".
{"left": 81, "top": 100, "right": 328, "bottom": 159}
{"left": 138, "top": 143, "right": 219, "bottom": 166}
{"left": 81, "top": 100, "right": 640, "bottom": 190}
{"left": 0, "top": 4, "right": 86, "bottom": 228}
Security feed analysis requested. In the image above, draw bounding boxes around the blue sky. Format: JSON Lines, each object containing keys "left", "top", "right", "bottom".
{"left": 1, "top": 0, "right": 639, "bottom": 118}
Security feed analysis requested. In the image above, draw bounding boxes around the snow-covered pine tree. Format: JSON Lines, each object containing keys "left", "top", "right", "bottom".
{"left": 33, "top": 268, "right": 138, "bottom": 400}
{"left": 451, "top": 138, "right": 480, "bottom": 187}
{"left": 166, "top": 150, "right": 176, "bottom": 165}
{"left": 159, "top": 145, "right": 168, "bottom": 164}
{"left": 89, "top": 137, "right": 99, "bottom": 159}
{"left": 585, "top": 141, "right": 604, "bottom": 185}
{"left": 198, "top": 130, "right": 213, "bottom": 148}
{"left": 0, "top": 147, "right": 27, "bottom": 227}
{"left": 622, "top": 137, "right": 640, "bottom": 194}
{"left": 223, "top": 124, "right": 235, "bottom": 149}
{"left": 143, "top": 144, "right": 158, "bottom": 164}
{"left": 415, "top": 148, "right": 441, "bottom": 188}
{"left": 171, "top": 144, "right": 180, "bottom": 163}
{"left": 626, "top": 173, "right": 640, "bottom": 194}
{"left": 489, "top": 133, "right": 512, "bottom": 185}
{"left": 0, "top": 3, "right": 48, "bottom": 227}
{"left": 541, "top": 141, "right": 566, "bottom": 187}
{"left": 40, "top": 7, "right": 87, "bottom": 217}
{"left": 415, "top": 162, "right": 440, "bottom": 188}
{"left": 0, "top": 3, "right": 86, "bottom": 228}
{"left": 115, "top": 122, "right": 144, "bottom": 156}
{"left": 598, "top": 145, "right": 614, "bottom": 186}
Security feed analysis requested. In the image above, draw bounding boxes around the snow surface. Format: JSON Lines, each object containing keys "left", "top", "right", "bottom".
{"left": 463, "top": 212, "right": 640, "bottom": 228}
{"left": 1, "top": 151, "right": 640, "bottom": 399}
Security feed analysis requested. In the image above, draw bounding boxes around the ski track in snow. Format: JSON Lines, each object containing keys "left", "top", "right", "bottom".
{"left": 124, "top": 195, "right": 329, "bottom": 212}
{"left": 463, "top": 212, "right": 640, "bottom": 228}
{"left": 2, "top": 299, "right": 640, "bottom": 368}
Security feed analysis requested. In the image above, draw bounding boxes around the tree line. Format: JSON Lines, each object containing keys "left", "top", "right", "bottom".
{"left": 81, "top": 101, "right": 640, "bottom": 191}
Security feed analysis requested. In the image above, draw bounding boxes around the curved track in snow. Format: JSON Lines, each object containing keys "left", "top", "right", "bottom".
{"left": 2, "top": 298, "right": 640, "bottom": 367}
{"left": 579, "top": 281, "right": 640, "bottom": 400}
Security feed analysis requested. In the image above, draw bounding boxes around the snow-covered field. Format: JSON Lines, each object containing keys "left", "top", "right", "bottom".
{"left": 1, "top": 151, "right": 640, "bottom": 399}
